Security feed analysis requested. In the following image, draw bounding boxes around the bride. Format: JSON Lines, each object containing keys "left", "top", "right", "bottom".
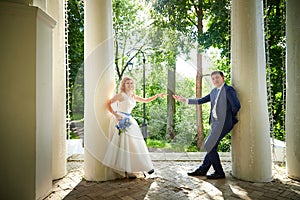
{"left": 102, "top": 76, "right": 167, "bottom": 178}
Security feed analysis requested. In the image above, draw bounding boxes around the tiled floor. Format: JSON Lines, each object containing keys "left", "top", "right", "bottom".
{"left": 45, "top": 154, "right": 300, "bottom": 200}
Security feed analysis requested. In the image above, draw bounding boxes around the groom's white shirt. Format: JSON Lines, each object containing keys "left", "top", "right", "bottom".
{"left": 212, "top": 83, "right": 225, "bottom": 119}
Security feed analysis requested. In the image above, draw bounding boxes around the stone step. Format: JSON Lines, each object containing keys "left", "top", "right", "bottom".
{"left": 67, "top": 152, "right": 232, "bottom": 162}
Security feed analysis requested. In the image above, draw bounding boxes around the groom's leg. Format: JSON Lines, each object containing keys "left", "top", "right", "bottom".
{"left": 187, "top": 153, "right": 210, "bottom": 176}
{"left": 209, "top": 147, "right": 224, "bottom": 174}
{"left": 206, "top": 146, "right": 226, "bottom": 179}
{"left": 198, "top": 153, "right": 211, "bottom": 173}
{"left": 198, "top": 128, "right": 227, "bottom": 173}
{"left": 209, "top": 128, "right": 231, "bottom": 175}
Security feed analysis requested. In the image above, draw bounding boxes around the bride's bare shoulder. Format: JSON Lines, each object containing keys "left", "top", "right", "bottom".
{"left": 109, "top": 93, "right": 125, "bottom": 103}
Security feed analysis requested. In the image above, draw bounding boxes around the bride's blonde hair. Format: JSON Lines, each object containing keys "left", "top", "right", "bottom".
{"left": 119, "top": 76, "right": 135, "bottom": 95}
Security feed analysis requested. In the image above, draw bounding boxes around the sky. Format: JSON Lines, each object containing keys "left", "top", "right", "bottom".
{"left": 176, "top": 48, "right": 216, "bottom": 79}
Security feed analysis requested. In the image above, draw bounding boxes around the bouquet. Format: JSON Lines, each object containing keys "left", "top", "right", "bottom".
{"left": 116, "top": 117, "right": 132, "bottom": 135}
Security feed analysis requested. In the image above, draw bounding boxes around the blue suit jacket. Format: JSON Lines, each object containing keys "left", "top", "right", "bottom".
{"left": 188, "top": 84, "right": 241, "bottom": 131}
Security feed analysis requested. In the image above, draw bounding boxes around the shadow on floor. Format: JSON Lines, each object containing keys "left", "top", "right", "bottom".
{"left": 47, "top": 161, "right": 300, "bottom": 200}
{"left": 63, "top": 177, "right": 156, "bottom": 200}
{"left": 202, "top": 175, "right": 300, "bottom": 200}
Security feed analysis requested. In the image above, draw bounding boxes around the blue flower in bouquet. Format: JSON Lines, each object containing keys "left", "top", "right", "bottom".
{"left": 116, "top": 117, "right": 132, "bottom": 135}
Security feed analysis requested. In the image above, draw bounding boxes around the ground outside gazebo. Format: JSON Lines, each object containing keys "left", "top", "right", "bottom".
{"left": 45, "top": 153, "right": 300, "bottom": 200}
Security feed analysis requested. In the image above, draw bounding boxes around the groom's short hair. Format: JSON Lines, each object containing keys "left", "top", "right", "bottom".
{"left": 211, "top": 71, "right": 224, "bottom": 77}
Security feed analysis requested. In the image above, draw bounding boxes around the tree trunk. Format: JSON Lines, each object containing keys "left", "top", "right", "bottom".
{"left": 196, "top": 53, "right": 204, "bottom": 149}
{"left": 196, "top": 0, "right": 204, "bottom": 149}
{"left": 167, "top": 67, "right": 176, "bottom": 140}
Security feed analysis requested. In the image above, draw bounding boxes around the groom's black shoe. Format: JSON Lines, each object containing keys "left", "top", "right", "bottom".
{"left": 148, "top": 169, "right": 154, "bottom": 175}
{"left": 128, "top": 175, "right": 137, "bottom": 179}
{"left": 187, "top": 169, "right": 206, "bottom": 176}
{"left": 206, "top": 172, "right": 225, "bottom": 179}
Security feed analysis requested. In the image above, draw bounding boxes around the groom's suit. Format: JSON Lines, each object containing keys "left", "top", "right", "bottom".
{"left": 188, "top": 83, "right": 240, "bottom": 174}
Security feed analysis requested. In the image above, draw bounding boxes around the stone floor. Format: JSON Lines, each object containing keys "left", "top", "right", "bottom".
{"left": 45, "top": 154, "right": 300, "bottom": 200}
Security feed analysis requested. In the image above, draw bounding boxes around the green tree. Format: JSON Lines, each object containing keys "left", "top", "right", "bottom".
{"left": 264, "top": 0, "right": 286, "bottom": 141}
{"left": 65, "top": 0, "right": 287, "bottom": 150}
{"left": 113, "top": 0, "right": 185, "bottom": 140}
{"left": 152, "top": 0, "right": 205, "bottom": 147}
{"left": 147, "top": 27, "right": 183, "bottom": 140}
{"left": 152, "top": 0, "right": 231, "bottom": 148}
{"left": 201, "top": 0, "right": 231, "bottom": 81}
{"left": 113, "top": 0, "right": 152, "bottom": 82}
{"left": 67, "top": 0, "right": 84, "bottom": 120}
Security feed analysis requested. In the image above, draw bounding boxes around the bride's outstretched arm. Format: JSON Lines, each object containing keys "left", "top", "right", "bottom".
{"left": 106, "top": 93, "right": 123, "bottom": 121}
{"left": 134, "top": 93, "right": 167, "bottom": 103}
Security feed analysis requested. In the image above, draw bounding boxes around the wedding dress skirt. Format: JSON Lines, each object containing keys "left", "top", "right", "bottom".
{"left": 102, "top": 93, "right": 154, "bottom": 174}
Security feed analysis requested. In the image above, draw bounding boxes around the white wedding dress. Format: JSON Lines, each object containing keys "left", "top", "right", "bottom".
{"left": 102, "top": 93, "right": 154, "bottom": 174}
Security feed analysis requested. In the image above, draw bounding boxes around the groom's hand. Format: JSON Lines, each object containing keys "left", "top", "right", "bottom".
{"left": 173, "top": 95, "right": 187, "bottom": 103}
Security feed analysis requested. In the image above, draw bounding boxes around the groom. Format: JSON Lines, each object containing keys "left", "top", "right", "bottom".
{"left": 173, "top": 71, "right": 241, "bottom": 179}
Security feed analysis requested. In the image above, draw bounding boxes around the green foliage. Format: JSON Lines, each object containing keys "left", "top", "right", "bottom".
{"left": 126, "top": 58, "right": 217, "bottom": 152}
{"left": 130, "top": 64, "right": 168, "bottom": 140}
{"left": 203, "top": 0, "right": 231, "bottom": 84}
{"left": 112, "top": 0, "right": 152, "bottom": 81}
{"left": 217, "top": 133, "right": 231, "bottom": 152}
{"left": 186, "top": 145, "right": 199, "bottom": 152}
{"left": 211, "top": 56, "right": 231, "bottom": 84}
{"left": 112, "top": 0, "right": 235, "bottom": 152}
{"left": 153, "top": 0, "right": 231, "bottom": 54}
{"left": 70, "top": 131, "right": 80, "bottom": 139}
{"left": 146, "top": 139, "right": 166, "bottom": 148}
{"left": 173, "top": 78, "right": 197, "bottom": 145}
{"left": 264, "top": 0, "right": 286, "bottom": 141}
{"left": 71, "top": 64, "right": 84, "bottom": 120}
{"left": 66, "top": 0, "right": 287, "bottom": 152}
{"left": 68, "top": 0, "right": 84, "bottom": 120}
{"left": 200, "top": 0, "right": 231, "bottom": 57}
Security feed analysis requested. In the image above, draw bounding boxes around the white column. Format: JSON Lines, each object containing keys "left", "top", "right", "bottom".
{"left": 32, "top": 0, "right": 46, "bottom": 11}
{"left": 0, "top": 2, "right": 55, "bottom": 199}
{"left": 286, "top": 0, "right": 300, "bottom": 181}
{"left": 84, "top": 0, "right": 122, "bottom": 181}
{"left": 45, "top": 0, "right": 67, "bottom": 180}
{"left": 36, "top": 8, "right": 55, "bottom": 199}
{"left": 2, "top": 0, "right": 33, "bottom": 5}
{"left": 231, "top": 0, "right": 272, "bottom": 182}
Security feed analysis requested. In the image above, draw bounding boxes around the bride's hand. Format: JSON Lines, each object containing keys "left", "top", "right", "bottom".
{"left": 114, "top": 114, "right": 123, "bottom": 122}
{"left": 157, "top": 93, "right": 168, "bottom": 98}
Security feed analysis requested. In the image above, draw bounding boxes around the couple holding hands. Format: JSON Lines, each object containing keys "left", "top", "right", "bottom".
{"left": 102, "top": 71, "right": 240, "bottom": 179}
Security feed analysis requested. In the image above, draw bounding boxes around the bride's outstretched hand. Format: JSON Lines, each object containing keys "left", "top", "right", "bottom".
{"left": 157, "top": 93, "right": 168, "bottom": 98}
